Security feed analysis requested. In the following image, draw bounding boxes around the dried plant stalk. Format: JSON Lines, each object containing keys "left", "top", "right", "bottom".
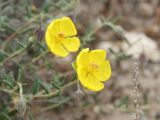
{"left": 133, "top": 62, "right": 140, "bottom": 120}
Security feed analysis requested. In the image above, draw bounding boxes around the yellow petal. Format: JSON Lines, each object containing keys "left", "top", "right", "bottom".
{"left": 47, "top": 18, "right": 61, "bottom": 36}
{"left": 45, "top": 30, "right": 56, "bottom": 48}
{"left": 60, "top": 17, "right": 77, "bottom": 37}
{"left": 93, "top": 60, "right": 111, "bottom": 81}
{"left": 62, "top": 37, "right": 80, "bottom": 52}
{"left": 45, "top": 18, "right": 62, "bottom": 48}
{"left": 50, "top": 43, "right": 69, "bottom": 57}
{"left": 77, "top": 67, "right": 88, "bottom": 86}
{"left": 77, "top": 67, "right": 104, "bottom": 91}
{"left": 89, "top": 50, "right": 106, "bottom": 65}
{"left": 85, "top": 74, "right": 104, "bottom": 91}
{"left": 76, "top": 48, "right": 89, "bottom": 68}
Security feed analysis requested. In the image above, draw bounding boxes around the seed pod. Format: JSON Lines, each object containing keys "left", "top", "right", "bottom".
{"left": 75, "top": 89, "right": 84, "bottom": 98}
{"left": 75, "top": 80, "right": 84, "bottom": 98}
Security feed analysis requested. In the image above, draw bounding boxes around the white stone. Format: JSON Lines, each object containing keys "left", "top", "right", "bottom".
{"left": 122, "top": 31, "right": 160, "bottom": 62}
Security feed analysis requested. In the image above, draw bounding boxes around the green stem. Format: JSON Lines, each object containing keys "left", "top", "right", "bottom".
{"left": 31, "top": 80, "right": 76, "bottom": 99}
{"left": 0, "top": 38, "right": 35, "bottom": 67}
{"left": 31, "top": 50, "right": 49, "bottom": 63}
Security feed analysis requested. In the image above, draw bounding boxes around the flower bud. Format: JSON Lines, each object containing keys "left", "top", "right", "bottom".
{"left": 34, "top": 26, "right": 44, "bottom": 41}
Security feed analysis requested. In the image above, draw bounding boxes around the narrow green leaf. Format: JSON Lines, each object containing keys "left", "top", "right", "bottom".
{"left": 40, "top": 82, "right": 50, "bottom": 94}
{"left": 17, "top": 68, "right": 24, "bottom": 82}
{"left": 31, "top": 79, "right": 40, "bottom": 94}
{"left": 118, "top": 54, "right": 132, "bottom": 60}
{"left": 143, "top": 92, "right": 148, "bottom": 105}
{"left": 0, "top": 52, "right": 6, "bottom": 62}
{"left": 16, "top": 40, "right": 25, "bottom": 48}
{"left": 52, "top": 74, "right": 66, "bottom": 87}
{"left": 116, "top": 96, "right": 129, "bottom": 108}
{"left": 109, "top": 48, "right": 117, "bottom": 55}
{"left": 29, "top": 112, "right": 35, "bottom": 120}
{"left": 25, "top": 5, "right": 32, "bottom": 18}
{"left": 2, "top": 80, "right": 14, "bottom": 89}
{"left": 0, "top": 112, "right": 11, "bottom": 120}
{"left": 1, "top": 72, "right": 15, "bottom": 88}
{"left": 36, "top": 42, "right": 46, "bottom": 51}
{"left": 51, "top": 82, "right": 61, "bottom": 90}
{"left": 71, "top": 61, "right": 77, "bottom": 71}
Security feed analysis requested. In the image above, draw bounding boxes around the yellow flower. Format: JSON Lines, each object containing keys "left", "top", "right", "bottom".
{"left": 45, "top": 17, "right": 80, "bottom": 57}
{"left": 76, "top": 48, "right": 111, "bottom": 91}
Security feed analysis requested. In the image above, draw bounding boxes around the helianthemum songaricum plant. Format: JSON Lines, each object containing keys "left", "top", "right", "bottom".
{"left": 75, "top": 48, "right": 111, "bottom": 91}
{"left": 45, "top": 16, "right": 112, "bottom": 92}
{"left": 45, "top": 17, "right": 80, "bottom": 57}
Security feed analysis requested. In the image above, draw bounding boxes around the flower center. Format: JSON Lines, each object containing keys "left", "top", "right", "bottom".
{"left": 58, "top": 32, "right": 64, "bottom": 38}
{"left": 88, "top": 63, "right": 99, "bottom": 72}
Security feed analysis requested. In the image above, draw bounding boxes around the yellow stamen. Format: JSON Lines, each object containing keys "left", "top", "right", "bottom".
{"left": 58, "top": 32, "right": 64, "bottom": 38}
{"left": 88, "top": 63, "right": 99, "bottom": 72}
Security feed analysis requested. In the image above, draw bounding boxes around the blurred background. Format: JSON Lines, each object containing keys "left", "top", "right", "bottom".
{"left": 0, "top": 0, "right": 160, "bottom": 120}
